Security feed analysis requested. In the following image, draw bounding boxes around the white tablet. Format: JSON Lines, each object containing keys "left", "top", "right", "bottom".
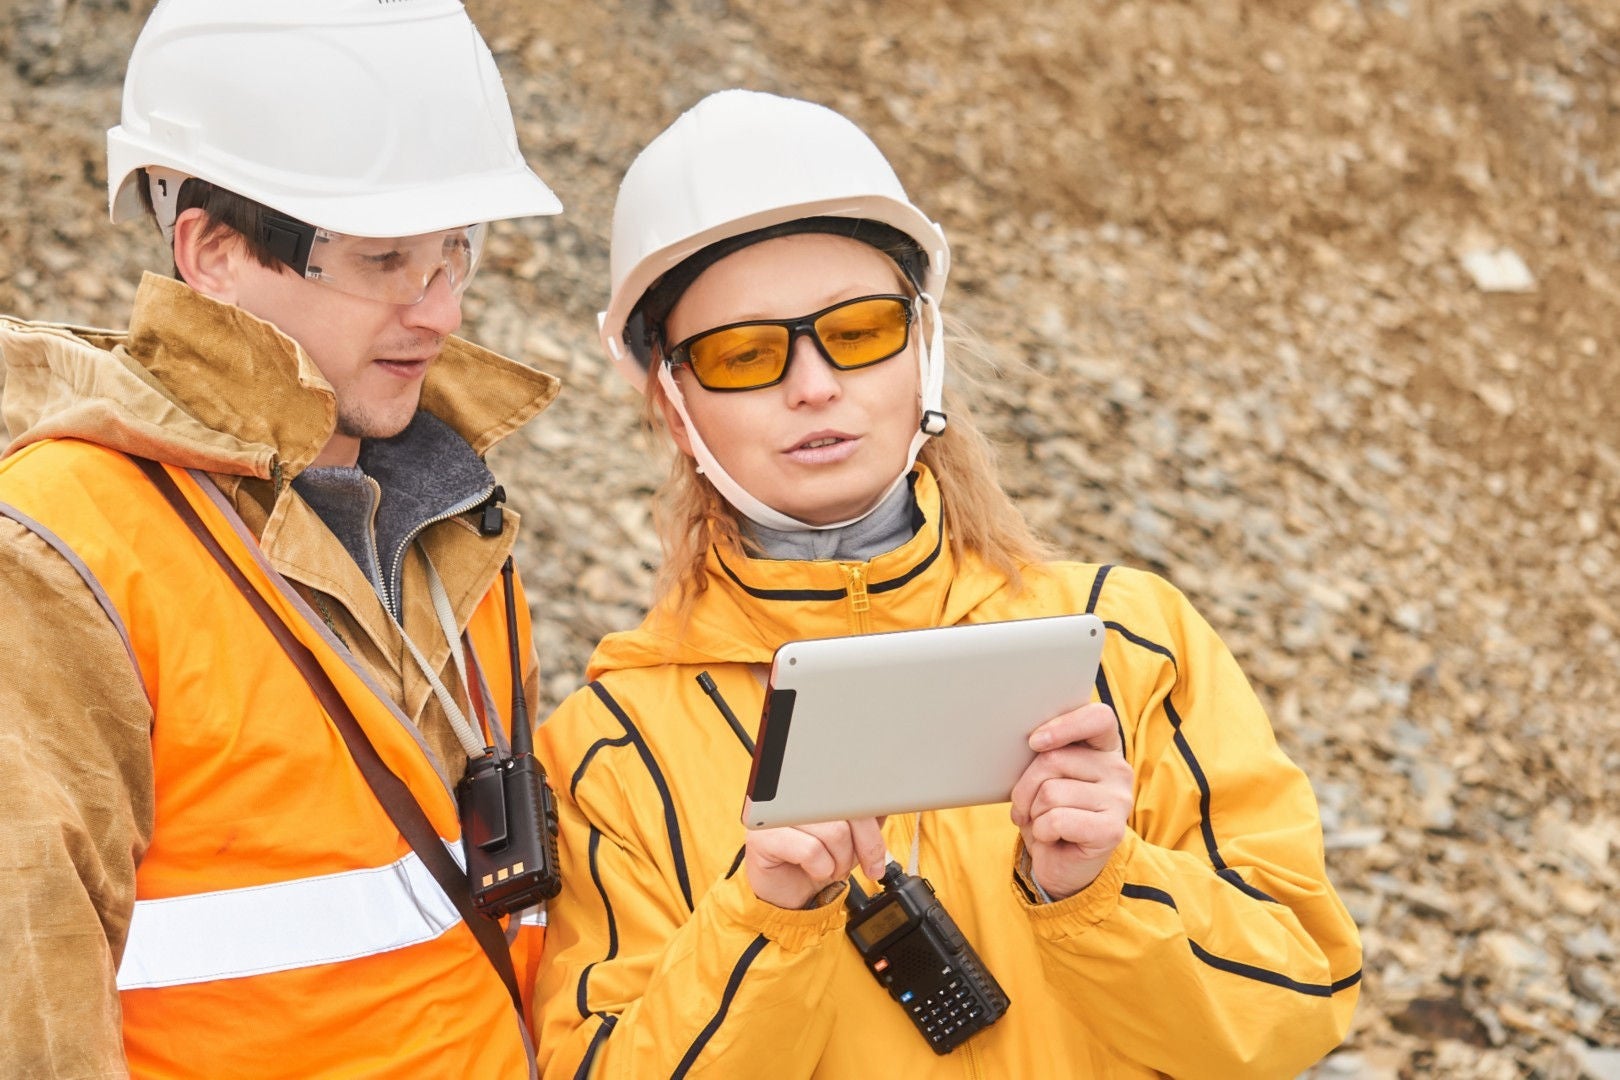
{"left": 741, "top": 614, "right": 1106, "bottom": 829}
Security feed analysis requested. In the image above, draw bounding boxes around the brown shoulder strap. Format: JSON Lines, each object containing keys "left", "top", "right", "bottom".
{"left": 131, "top": 457, "right": 524, "bottom": 1015}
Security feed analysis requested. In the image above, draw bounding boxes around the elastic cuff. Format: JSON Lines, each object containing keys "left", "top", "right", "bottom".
{"left": 1014, "top": 844, "right": 1056, "bottom": 904}
{"left": 1013, "top": 832, "right": 1138, "bottom": 930}
{"left": 710, "top": 871, "right": 845, "bottom": 953}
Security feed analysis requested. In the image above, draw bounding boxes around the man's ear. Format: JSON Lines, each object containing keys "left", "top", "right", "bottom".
{"left": 656, "top": 381, "right": 696, "bottom": 459}
{"left": 171, "top": 207, "right": 244, "bottom": 303}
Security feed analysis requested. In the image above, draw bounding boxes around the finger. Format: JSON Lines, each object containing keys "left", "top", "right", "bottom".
{"left": 1009, "top": 752, "right": 1046, "bottom": 825}
{"left": 1022, "top": 744, "right": 1128, "bottom": 787}
{"left": 795, "top": 820, "right": 867, "bottom": 881}
{"left": 1010, "top": 747, "right": 1126, "bottom": 824}
{"left": 1009, "top": 787, "right": 1030, "bottom": 829}
{"left": 1027, "top": 804, "right": 1128, "bottom": 855}
{"left": 849, "top": 817, "right": 887, "bottom": 882}
{"left": 754, "top": 826, "right": 840, "bottom": 883}
{"left": 1029, "top": 702, "right": 1121, "bottom": 754}
{"left": 1027, "top": 776, "right": 1131, "bottom": 823}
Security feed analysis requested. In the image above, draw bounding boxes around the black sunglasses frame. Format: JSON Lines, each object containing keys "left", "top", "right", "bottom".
{"left": 662, "top": 293, "right": 916, "bottom": 393}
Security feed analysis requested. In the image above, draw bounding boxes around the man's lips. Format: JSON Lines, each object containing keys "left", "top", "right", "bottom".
{"left": 373, "top": 355, "right": 434, "bottom": 377}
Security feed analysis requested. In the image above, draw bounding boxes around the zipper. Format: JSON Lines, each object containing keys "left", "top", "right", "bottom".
{"left": 964, "top": 1036, "right": 985, "bottom": 1078}
{"left": 382, "top": 482, "right": 495, "bottom": 618}
{"left": 843, "top": 563, "right": 871, "bottom": 634}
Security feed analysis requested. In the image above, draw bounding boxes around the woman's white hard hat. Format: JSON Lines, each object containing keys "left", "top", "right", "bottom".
{"left": 107, "top": 0, "right": 561, "bottom": 238}
{"left": 599, "top": 88, "right": 950, "bottom": 392}
{"left": 601, "top": 89, "right": 952, "bottom": 534}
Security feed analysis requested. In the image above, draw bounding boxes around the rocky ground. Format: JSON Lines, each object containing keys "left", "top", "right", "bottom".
{"left": 3, "top": 1, "right": 1618, "bottom": 1075}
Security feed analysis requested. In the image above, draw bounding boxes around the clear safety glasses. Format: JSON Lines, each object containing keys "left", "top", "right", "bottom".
{"left": 663, "top": 293, "right": 915, "bottom": 392}
{"left": 258, "top": 210, "right": 487, "bottom": 306}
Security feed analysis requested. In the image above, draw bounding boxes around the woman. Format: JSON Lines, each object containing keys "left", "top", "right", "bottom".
{"left": 534, "top": 89, "right": 1361, "bottom": 1077}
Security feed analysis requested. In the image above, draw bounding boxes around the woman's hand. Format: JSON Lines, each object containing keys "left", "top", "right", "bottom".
{"left": 745, "top": 818, "right": 887, "bottom": 910}
{"left": 1009, "top": 702, "right": 1134, "bottom": 902}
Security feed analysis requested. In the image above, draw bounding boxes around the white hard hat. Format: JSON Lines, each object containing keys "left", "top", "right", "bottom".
{"left": 107, "top": 0, "right": 561, "bottom": 238}
{"left": 599, "top": 88, "right": 950, "bottom": 391}
{"left": 602, "top": 89, "right": 952, "bottom": 535}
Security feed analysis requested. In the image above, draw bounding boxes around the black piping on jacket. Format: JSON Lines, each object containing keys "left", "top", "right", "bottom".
{"left": 1094, "top": 565, "right": 1362, "bottom": 997}
{"left": 588, "top": 681, "right": 694, "bottom": 911}
{"left": 712, "top": 520, "right": 944, "bottom": 603}
{"left": 572, "top": 683, "right": 775, "bottom": 1074}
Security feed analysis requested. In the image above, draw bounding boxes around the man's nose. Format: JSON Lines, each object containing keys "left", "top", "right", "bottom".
{"left": 402, "top": 270, "right": 463, "bottom": 337}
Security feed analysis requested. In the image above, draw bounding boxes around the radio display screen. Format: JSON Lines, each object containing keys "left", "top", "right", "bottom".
{"left": 851, "top": 900, "right": 910, "bottom": 949}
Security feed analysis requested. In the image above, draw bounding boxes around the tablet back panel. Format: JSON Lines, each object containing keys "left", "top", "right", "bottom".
{"left": 742, "top": 614, "right": 1105, "bottom": 829}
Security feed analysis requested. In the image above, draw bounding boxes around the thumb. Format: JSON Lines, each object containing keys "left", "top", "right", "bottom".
{"left": 850, "top": 817, "right": 887, "bottom": 883}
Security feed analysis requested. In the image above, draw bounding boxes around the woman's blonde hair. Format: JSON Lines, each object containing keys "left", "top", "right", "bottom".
{"left": 641, "top": 314, "right": 1054, "bottom": 611}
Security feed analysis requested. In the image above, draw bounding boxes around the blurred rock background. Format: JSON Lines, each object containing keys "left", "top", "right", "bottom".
{"left": 3, "top": 1, "right": 1617, "bottom": 1075}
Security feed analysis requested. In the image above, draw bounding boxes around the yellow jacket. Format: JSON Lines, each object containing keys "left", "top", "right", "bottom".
{"left": 0, "top": 275, "right": 557, "bottom": 1077}
{"left": 535, "top": 468, "right": 1360, "bottom": 1078}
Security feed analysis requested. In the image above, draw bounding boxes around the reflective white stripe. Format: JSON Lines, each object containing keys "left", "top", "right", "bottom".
{"left": 518, "top": 905, "right": 547, "bottom": 928}
{"left": 116, "top": 844, "right": 464, "bottom": 990}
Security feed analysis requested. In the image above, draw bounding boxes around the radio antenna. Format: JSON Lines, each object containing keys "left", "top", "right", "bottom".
{"left": 501, "top": 557, "right": 533, "bottom": 757}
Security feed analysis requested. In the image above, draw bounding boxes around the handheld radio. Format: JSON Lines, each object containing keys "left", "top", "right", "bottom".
{"left": 695, "top": 672, "right": 1008, "bottom": 1054}
{"left": 845, "top": 862, "right": 1010, "bottom": 1054}
{"left": 456, "top": 558, "right": 562, "bottom": 916}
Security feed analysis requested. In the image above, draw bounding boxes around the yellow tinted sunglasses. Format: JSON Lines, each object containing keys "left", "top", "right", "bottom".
{"left": 664, "top": 293, "right": 915, "bottom": 392}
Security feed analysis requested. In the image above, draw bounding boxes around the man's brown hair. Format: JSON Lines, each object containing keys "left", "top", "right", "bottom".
{"left": 135, "top": 169, "right": 285, "bottom": 280}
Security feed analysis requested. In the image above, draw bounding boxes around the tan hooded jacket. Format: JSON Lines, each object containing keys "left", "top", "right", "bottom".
{"left": 0, "top": 274, "right": 558, "bottom": 1078}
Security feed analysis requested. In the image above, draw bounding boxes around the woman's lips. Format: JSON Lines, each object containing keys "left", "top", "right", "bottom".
{"left": 784, "top": 431, "right": 860, "bottom": 465}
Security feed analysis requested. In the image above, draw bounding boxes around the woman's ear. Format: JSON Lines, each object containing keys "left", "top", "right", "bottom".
{"left": 657, "top": 386, "right": 696, "bottom": 459}
{"left": 171, "top": 207, "right": 243, "bottom": 303}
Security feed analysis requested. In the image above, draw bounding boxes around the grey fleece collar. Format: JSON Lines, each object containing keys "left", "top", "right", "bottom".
{"left": 293, "top": 410, "right": 496, "bottom": 619}
{"left": 747, "top": 474, "right": 923, "bottom": 563}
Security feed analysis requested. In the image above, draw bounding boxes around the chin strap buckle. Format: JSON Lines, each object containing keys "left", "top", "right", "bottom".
{"left": 920, "top": 410, "right": 948, "bottom": 436}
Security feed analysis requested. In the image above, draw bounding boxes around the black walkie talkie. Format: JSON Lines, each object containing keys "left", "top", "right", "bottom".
{"left": 845, "top": 862, "right": 1010, "bottom": 1054}
{"left": 456, "top": 558, "right": 562, "bottom": 916}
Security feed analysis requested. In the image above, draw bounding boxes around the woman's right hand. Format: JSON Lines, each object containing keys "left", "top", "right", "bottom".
{"left": 744, "top": 818, "right": 887, "bottom": 909}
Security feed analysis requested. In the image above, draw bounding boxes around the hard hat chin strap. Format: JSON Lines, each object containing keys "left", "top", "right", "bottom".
{"left": 656, "top": 291, "right": 947, "bottom": 535}
{"left": 916, "top": 291, "right": 948, "bottom": 436}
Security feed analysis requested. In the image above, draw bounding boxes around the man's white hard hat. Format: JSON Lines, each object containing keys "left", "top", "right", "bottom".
{"left": 107, "top": 0, "right": 561, "bottom": 238}
{"left": 599, "top": 88, "right": 950, "bottom": 392}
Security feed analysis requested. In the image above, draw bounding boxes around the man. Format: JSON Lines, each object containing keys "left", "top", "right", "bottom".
{"left": 0, "top": 1, "right": 563, "bottom": 1075}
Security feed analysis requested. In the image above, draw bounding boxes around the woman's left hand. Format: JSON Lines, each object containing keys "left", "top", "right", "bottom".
{"left": 1009, "top": 701, "right": 1135, "bottom": 902}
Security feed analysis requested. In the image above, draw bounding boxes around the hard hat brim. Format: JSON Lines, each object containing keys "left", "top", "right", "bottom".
{"left": 109, "top": 130, "right": 563, "bottom": 237}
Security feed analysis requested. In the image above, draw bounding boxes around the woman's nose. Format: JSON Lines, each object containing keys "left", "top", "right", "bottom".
{"left": 780, "top": 332, "right": 841, "bottom": 406}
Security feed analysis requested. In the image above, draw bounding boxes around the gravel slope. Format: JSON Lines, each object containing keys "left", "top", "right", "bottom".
{"left": 3, "top": 2, "right": 1617, "bottom": 1075}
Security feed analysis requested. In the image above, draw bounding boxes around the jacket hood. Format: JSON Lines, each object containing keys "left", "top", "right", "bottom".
{"left": 585, "top": 467, "right": 1012, "bottom": 678}
{"left": 1, "top": 273, "right": 559, "bottom": 479}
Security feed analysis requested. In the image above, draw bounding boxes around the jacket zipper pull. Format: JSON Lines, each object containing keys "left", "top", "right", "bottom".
{"left": 478, "top": 485, "right": 506, "bottom": 536}
{"left": 845, "top": 564, "right": 871, "bottom": 630}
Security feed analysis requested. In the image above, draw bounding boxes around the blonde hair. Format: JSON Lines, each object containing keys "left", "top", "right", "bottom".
{"left": 641, "top": 316, "right": 1054, "bottom": 612}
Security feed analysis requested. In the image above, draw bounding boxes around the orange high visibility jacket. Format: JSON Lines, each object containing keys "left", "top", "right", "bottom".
{"left": 0, "top": 438, "right": 538, "bottom": 1078}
